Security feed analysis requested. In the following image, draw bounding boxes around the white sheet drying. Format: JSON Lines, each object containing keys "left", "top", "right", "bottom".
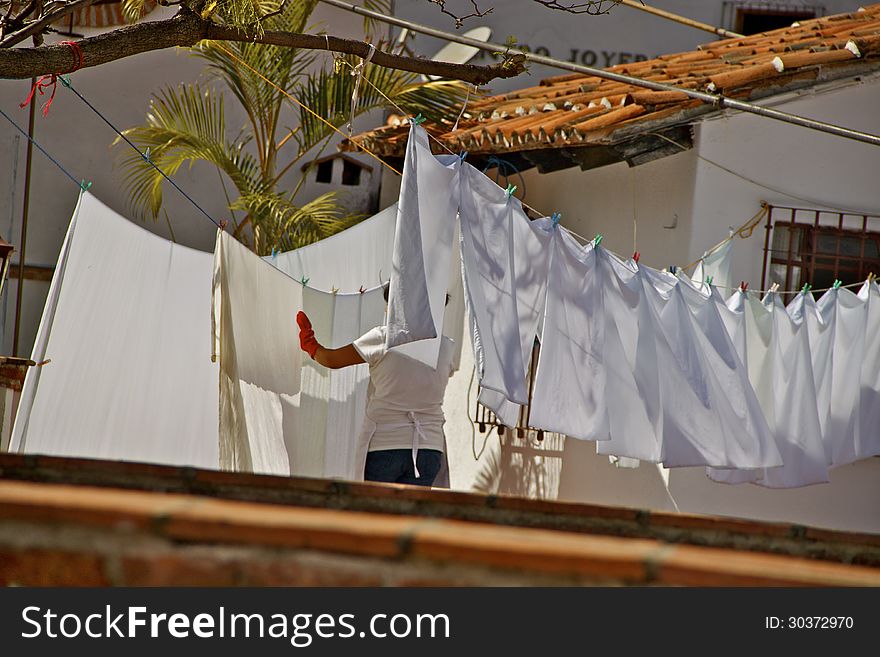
{"left": 11, "top": 192, "right": 219, "bottom": 469}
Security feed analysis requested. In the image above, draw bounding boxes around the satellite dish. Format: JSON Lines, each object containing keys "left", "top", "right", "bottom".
{"left": 422, "top": 26, "right": 493, "bottom": 81}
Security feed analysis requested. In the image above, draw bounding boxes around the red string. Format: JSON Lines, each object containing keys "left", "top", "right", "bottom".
{"left": 20, "top": 41, "right": 84, "bottom": 117}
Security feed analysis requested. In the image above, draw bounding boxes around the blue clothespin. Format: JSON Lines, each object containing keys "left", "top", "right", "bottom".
{"left": 593, "top": 234, "right": 603, "bottom": 247}
{"left": 832, "top": 279, "right": 842, "bottom": 289}
{"left": 143, "top": 147, "right": 151, "bottom": 162}
{"left": 705, "top": 275, "right": 713, "bottom": 286}
{"left": 410, "top": 113, "right": 426, "bottom": 126}
{"left": 459, "top": 150, "right": 468, "bottom": 162}
{"left": 79, "top": 179, "right": 92, "bottom": 191}
{"left": 550, "top": 212, "right": 562, "bottom": 228}
{"left": 271, "top": 247, "right": 277, "bottom": 259}
{"left": 801, "top": 283, "right": 812, "bottom": 295}
{"left": 505, "top": 183, "right": 517, "bottom": 199}
{"left": 300, "top": 275, "right": 309, "bottom": 286}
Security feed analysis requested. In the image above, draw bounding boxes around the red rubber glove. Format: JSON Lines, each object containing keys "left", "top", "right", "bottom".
{"left": 296, "top": 311, "right": 320, "bottom": 359}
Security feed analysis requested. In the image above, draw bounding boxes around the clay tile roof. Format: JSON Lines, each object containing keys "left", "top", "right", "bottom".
{"left": 343, "top": 4, "right": 880, "bottom": 165}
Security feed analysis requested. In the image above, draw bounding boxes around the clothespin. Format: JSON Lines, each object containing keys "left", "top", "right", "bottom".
{"left": 359, "top": 285, "right": 366, "bottom": 294}
{"left": 593, "top": 234, "right": 603, "bottom": 247}
{"left": 331, "top": 285, "right": 339, "bottom": 295}
{"left": 550, "top": 212, "right": 561, "bottom": 228}
{"left": 868, "top": 272, "right": 876, "bottom": 284}
{"left": 300, "top": 275, "right": 309, "bottom": 286}
{"left": 769, "top": 282, "right": 780, "bottom": 293}
{"left": 668, "top": 265, "right": 677, "bottom": 275}
{"left": 409, "top": 113, "right": 426, "bottom": 126}
{"left": 79, "top": 179, "right": 92, "bottom": 191}
{"left": 219, "top": 219, "right": 229, "bottom": 232}
{"left": 833, "top": 279, "right": 842, "bottom": 289}
{"left": 505, "top": 183, "right": 517, "bottom": 199}
{"left": 801, "top": 282, "right": 812, "bottom": 295}
{"left": 271, "top": 247, "right": 277, "bottom": 259}
{"left": 458, "top": 150, "right": 468, "bottom": 162}
{"left": 740, "top": 281, "right": 749, "bottom": 292}
{"left": 143, "top": 147, "right": 151, "bottom": 162}
{"left": 705, "top": 275, "right": 713, "bottom": 286}
{"left": 59, "top": 75, "right": 71, "bottom": 89}
{"left": 632, "top": 252, "right": 640, "bottom": 263}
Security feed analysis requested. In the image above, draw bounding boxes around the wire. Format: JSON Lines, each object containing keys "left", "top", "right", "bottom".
{"left": 0, "top": 106, "right": 87, "bottom": 192}
{"left": 212, "top": 43, "right": 402, "bottom": 177}
{"left": 60, "top": 77, "right": 221, "bottom": 229}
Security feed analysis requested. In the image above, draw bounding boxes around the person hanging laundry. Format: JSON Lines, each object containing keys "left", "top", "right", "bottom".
{"left": 296, "top": 284, "right": 455, "bottom": 487}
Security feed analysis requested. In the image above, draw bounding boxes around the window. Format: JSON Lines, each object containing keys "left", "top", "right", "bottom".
{"left": 315, "top": 159, "right": 334, "bottom": 184}
{"left": 762, "top": 204, "right": 880, "bottom": 300}
{"left": 341, "top": 159, "right": 362, "bottom": 186}
{"left": 722, "top": 2, "right": 824, "bottom": 35}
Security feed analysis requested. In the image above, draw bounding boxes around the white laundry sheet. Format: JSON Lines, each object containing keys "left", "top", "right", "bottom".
{"left": 10, "top": 192, "right": 219, "bottom": 469}
{"left": 212, "top": 230, "right": 302, "bottom": 475}
{"left": 528, "top": 229, "right": 780, "bottom": 471}
{"left": 459, "top": 162, "right": 554, "bottom": 427}
{"left": 691, "top": 233, "right": 734, "bottom": 292}
{"left": 857, "top": 279, "right": 880, "bottom": 463}
{"left": 708, "top": 291, "right": 827, "bottom": 488}
{"left": 385, "top": 124, "right": 461, "bottom": 368}
{"left": 267, "top": 203, "right": 397, "bottom": 291}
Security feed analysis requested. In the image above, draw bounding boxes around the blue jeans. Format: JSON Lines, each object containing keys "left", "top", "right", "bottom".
{"left": 364, "top": 449, "right": 443, "bottom": 486}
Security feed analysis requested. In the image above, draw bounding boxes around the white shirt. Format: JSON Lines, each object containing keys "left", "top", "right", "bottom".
{"left": 353, "top": 325, "right": 454, "bottom": 453}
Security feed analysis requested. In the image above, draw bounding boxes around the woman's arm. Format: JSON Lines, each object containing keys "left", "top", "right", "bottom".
{"left": 313, "top": 344, "right": 365, "bottom": 369}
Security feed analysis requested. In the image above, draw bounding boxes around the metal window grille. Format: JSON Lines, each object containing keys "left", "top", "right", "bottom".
{"left": 472, "top": 338, "right": 564, "bottom": 443}
{"left": 761, "top": 203, "right": 880, "bottom": 301}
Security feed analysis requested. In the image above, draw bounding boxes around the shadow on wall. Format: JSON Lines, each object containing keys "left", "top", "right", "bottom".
{"left": 473, "top": 430, "right": 566, "bottom": 500}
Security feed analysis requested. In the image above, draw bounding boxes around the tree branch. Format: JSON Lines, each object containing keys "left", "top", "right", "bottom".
{"left": 0, "top": 0, "right": 101, "bottom": 48}
{"left": 0, "top": 10, "right": 526, "bottom": 84}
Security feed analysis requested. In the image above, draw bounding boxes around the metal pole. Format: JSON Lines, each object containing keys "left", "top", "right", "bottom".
{"left": 619, "top": 0, "right": 743, "bottom": 40}
{"left": 319, "top": 0, "right": 880, "bottom": 148}
{"left": 12, "top": 80, "right": 35, "bottom": 356}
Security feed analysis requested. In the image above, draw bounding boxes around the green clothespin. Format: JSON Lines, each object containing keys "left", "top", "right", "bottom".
{"left": 410, "top": 113, "right": 426, "bottom": 126}
{"left": 801, "top": 283, "right": 812, "bottom": 295}
{"left": 59, "top": 75, "right": 71, "bottom": 88}
{"left": 505, "top": 183, "right": 517, "bottom": 199}
{"left": 833, "top": 279, "right": 842, "bottom": 289}
{"left": 594, "top": 234, "right": 603, "bottom": 247}
{"left": 80, "top": 180, "right": 92, "bottom": 191}
{"left": 705, "top": 275, "right": 713, "bottom": 286}
{"left": 300, "top": 276, "right": 309, "bottom": 286}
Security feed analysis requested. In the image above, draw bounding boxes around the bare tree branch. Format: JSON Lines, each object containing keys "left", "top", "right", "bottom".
{"left": 0, "top": 9, "right": 527, "bottom": 84}
{"left": 531, "top": 0, "right": 625, "bottom": 15}
{"left": 427, "top": 0, "right": 492, "bottom": 29}
{"left": 0, "top": 0, "right": 101, "bottom": 48}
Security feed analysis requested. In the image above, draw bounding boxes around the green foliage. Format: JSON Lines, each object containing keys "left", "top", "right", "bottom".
{"left": 117, "top": 1, "right": 468, "bottom": 254}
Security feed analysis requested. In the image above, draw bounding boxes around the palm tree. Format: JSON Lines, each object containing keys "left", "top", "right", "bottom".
{"left": 117, "top": 0, "right": 469, "bottom": 254}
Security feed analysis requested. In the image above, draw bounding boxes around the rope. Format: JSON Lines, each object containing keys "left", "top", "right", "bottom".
{"left": 19, "top": 41, "right": 84, "bottom": 117}
{"left": 212, "top": 43, "right": 402, "bottom": 177}
{"left": 60, "top": 77, "right": 221, "bottom": 229}
{"left": 0, "top": 106, "right": 88, "bottom": 192}
{"left": 680, "top": 204, "right": 769, "bottom": 273}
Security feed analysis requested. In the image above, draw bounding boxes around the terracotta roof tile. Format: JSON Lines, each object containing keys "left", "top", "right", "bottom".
{"left": 344, "top": 3, "right": 880, "bottom": 160}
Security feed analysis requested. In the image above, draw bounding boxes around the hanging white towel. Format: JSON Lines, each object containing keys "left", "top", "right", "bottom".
{"left": 691, "top": 232, "right": 734, "bottom": 291}
{"left": 817, "top": 287, "right": 867, "bottom": 467}
{"left": 11, "top": 193, "right": 219, "bottom": 469}
{"left": 212, "top": 230, "right": 302, "bottom": 475}
{"left": 530, "top": 229, "right": 608, "bottom": 440}
{"left": 385, "top": 124, "right": 460, "bottom": 368}
{"left": 709, "top": 291, "right": 828, "bottom": 487}
{"left": 857, "top": 279, "right": 880, "bottom": 462}
{"left": 459, "top": 163, "right": 529, "bottom": 408}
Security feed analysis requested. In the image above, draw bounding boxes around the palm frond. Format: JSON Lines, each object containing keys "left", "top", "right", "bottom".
{"left": 116, "top": 85, "right": 260, "bottom": 221}
{"left": 232, "top": 190, "right": 361, "bottom": 253}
